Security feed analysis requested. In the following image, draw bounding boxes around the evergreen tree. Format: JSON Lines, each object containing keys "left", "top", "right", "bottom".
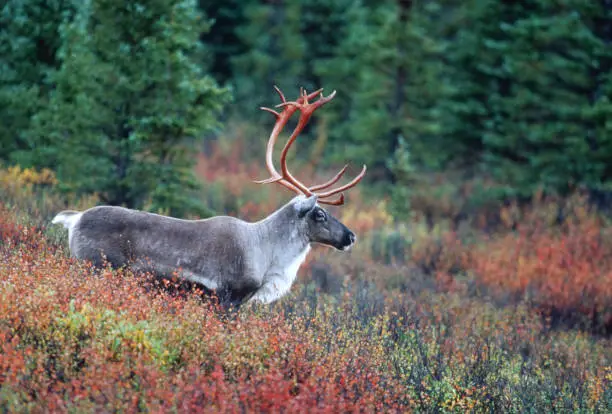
{"left": 486, "top": 0, "right": 612, "bottom": 197}
{"left": 442, "top": 0, "right": 612, "bottom": 198}
{"left": 198, "top": 0, "right": 254, "bottom": 85}
{"left": 0, "top": 0, "right": 75, "bottom": 162}
{"left": 231, "top": 0, "right": 354, "bottom": 122}
{"left": 231, "top": 1, "right": 305, "bottom": 118}
{"left": 587, "top": 0, "right": 612, "bottom": 200}
{"left": 26, "top": 0, "right": 230, "bottom": 217}
{"left": 432, "top": 0, "right": 516, "bottom": 175}
{"left": 320, "top": 0, "right": 453, "bottom": 179}
{"left": 300, "top": 0, "right": 355, "bottom": 89}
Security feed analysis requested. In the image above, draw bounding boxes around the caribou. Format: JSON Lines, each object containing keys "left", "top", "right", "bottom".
{"left": 52, "top": 86, "right": 366, "bottom": 308}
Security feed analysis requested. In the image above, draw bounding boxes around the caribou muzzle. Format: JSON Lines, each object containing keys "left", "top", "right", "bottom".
{"left": 342, "top": 231, "right": 356, "bottom": 251}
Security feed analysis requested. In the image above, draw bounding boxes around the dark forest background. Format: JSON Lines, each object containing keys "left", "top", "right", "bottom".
{"left": 2, "top": 0, "right": 612, "bottom": 219}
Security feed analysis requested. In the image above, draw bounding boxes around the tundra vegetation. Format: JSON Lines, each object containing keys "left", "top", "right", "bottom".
{"left": 2, "top": 0, "right": 612, "bottom": 412}
{"left": 2, "top": 155, "right": 612, "bottom": 412}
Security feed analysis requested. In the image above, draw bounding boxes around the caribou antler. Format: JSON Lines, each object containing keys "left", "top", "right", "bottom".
{"left": 255, "top": 86, "right": 366, "bottom": 206}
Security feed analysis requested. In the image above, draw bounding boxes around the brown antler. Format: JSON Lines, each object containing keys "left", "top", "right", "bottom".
{"left": 255, "top": 86, "right": 366, "bottom": 206}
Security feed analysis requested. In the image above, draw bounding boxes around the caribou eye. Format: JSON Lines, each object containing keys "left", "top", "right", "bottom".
{"left": 314, "top": 208, "right": 327, "bottom": 222}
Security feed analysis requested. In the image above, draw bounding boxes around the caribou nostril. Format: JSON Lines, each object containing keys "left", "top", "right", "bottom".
{"left": 349, "top": 232, "right": 356, "bottom": 244}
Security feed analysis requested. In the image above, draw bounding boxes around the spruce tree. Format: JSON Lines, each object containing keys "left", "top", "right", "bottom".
{"left": 198, "top": 0, "right": 254, "bottom": 85}
{"left": 320, "top": 0, "right": 452, "bottom": 179}
{"left": 231, "top": 0, "right": 354, "bottom": 122}
{"left": 27, "top": 0, "right": 230, "bottom": 217}
{"left": 587, "top": 0, "right": 612, "bottom": 200}
{"left": 231, "top": 1, "right": 305, "bottom": 118}
{"left": 0, "top": 0, "right": 75, "bottom": 162}
{"left": 435, "top": 0, "right": 519, "bottom": 175}
{"left": 442, "top": 0, "right": 612, "bottom": 198}
{"left": 481, "top": 0, "right": 611, "bottom": 197}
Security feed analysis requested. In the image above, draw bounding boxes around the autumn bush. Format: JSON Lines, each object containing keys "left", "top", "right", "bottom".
{"left": 1, "top": 156, "right": 612, "bottom": 411}
{"left": 460, "top": 194, "right": 612, "bottom": 334}
{"left": 0, "top": 166, "right": 98, "bottom": 233}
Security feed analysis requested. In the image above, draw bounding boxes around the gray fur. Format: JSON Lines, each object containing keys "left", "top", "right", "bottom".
{"left": 52, "top": 195, "right": 356, "bottom": 308}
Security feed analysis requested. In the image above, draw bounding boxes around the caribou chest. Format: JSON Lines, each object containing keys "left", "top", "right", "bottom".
{"left": 264, "top": 244, "right": 311, "bottom": 301}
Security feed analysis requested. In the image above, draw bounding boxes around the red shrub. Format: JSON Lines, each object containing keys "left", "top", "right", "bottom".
{"left": 465, "top": 202, "right": 612, "bottom": 331}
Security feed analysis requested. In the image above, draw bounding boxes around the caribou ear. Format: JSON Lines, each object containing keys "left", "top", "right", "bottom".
{"left": 294, "top": 195, "right": 317, "bottom": 218}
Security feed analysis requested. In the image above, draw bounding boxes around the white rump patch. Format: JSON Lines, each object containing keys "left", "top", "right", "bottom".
{"left": 52, "top": 211, "right": 83, "bottom": 231}
{"left": 52, "top": 211, "right": 83, "bottom": 247}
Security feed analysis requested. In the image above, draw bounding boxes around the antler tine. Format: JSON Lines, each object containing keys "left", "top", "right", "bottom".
{"left": 273, "top": 85, "right": 287, "bottom": 103}
{"left": 314, "top": 165, "right": 368, "bottom": 199}
{"left": 318, "top": 194, "right": 345, "bottom": 206}
{"left": 309, "top": 165, "right": 348, "bottom": 192}
{"left": 260, "top": 106, "right": 281, "bottom": 117}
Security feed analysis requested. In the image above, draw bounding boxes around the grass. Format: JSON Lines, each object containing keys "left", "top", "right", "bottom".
{"left": 1, "top": 152, "right": 611, "bottom": 412}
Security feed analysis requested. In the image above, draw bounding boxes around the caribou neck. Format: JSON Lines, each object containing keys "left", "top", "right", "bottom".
{"left": 252, "top": 204, "right": 310, "bottom": 267}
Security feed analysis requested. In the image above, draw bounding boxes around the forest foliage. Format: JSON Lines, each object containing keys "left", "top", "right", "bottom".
{"left": 2, "top": 0, "right": 612, "bottom": 217}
